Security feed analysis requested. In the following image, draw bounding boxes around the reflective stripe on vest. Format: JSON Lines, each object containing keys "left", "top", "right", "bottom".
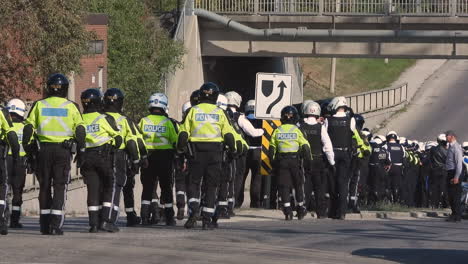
{"left": 86, "top": 114, "right": 112, "bottom": 148}
{"left": 38, "top": 100, "right": 73, "bottom": 137}
{"left": 277, "top": 126, "right": 299, "bottom": 153}
{"left": 142, "top": 117, "right": 170, "bottom": 147}
{"left": 191, "top": 106, "right": 221, "bottom": 139}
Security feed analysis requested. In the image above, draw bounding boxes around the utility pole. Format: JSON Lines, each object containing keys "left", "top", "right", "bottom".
{"left": 330, "top": 58, "right": 336, "bottom": 94}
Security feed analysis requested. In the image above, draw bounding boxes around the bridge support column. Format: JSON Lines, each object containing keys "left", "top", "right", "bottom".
{"left": 330, "top": 58, "right": 336, "bottom": 94}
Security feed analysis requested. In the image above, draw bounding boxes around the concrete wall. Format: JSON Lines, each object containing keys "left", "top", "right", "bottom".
{"left": 166, "top": 16, "right": 205, "bottom": 120}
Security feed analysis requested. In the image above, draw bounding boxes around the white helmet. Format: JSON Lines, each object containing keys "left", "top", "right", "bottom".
{"left": 399, "top": 137, "right": 407, "bottom": 145}
{"left": 386, "top": 131, "right": 398, "bottom": 140}
{"left": 182, "top": 101, "right": 191, "bottom": 114}
{"left": 361, "top": 130, "right": 371, "bottom": 137}
{"left": 217, "top": 94, "right": 228, "bottom": 110}
{"left": 425, "top": 141, "right": 438, "bottom": 151}
{"left": 376, "top": 135, "right": 386, "bottom": 142}
{"left": 225, "top": 91, "right": 242, "bottom": 108}
{"left": 301, "top": 100, "right": 314, "bottom": 113}
{"left": 328, "top": 96, "right": 348, "bottom": 112}
{"left": 148, "top": 93, "right": 168, "bottom": 110}
{"left": 245, "top": 100, "right": 255, "bottom": 113}
{"left": 371, "top": 137, "right": 383, "bottom": 145}
{"left": 302, "top": 101, "right": 321, "bottom": 116}
{"left": 437, "top": 134, "right": 447, "bottom": 142}
{"left": 6, "top": 98, "right": 26, "bottom": 117}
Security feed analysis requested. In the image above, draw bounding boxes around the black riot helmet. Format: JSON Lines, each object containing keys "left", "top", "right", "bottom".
{"left": 354, "top": 114, "right": 365, "bottom": 131}
{"left": 46, "top": 73, "right": 69, "bottom": 97}
{"left": 81, "top": 88, "right": 103, "bottom": 112}
{"left": 190, "top": 90, "right": 201, "bottom": 106}
{"left": 280, "top": 106, "right": 299, "bottom": 124}
{"left": 198, "top": 82, "right": 220, "bottom": 104}
{"left": 104, "top": 88, "right": 124, "bottom": 112}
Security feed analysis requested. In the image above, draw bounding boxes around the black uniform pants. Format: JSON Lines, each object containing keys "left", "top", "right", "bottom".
{"left": 246, "top": 148, "right": 262, "bottom": 208}
{"left": 37, "top": 143, "right": 72, "bottom": 229}
{"left": 217, "top": 157, "right": 234, "bottom": 209}
{"left": 429, "top": 168, "right": 448, "bottom": 208}
{"left": 141, "top": 150, "right": 174, "bottom": 219}
{"left": 234, "top": 154, "right": 247, "bottom": 208}
{"left": 275, "top": 158, "right": 304, "bottom": 213}
{"left": 0, "top": 146, "right": 8, "bottom": 225}
{"left": 388, "top": 165, "right": 402, "bottom": 203}
{"left": 187, "top": 144, "right": 222, "bottom": 218}
{"left": 111, "top": 150, "right": 127, "bottom": 223}
{"left": 7, "top": 156, "right": 26, "bottom": 215}
{"left": 81, "top": 148, "right": 114, "bottom": 226}
{"left": 447, "top": 170, "right": 462, "bottom": 220}
{"left": 358, "top": 157, "right": 370, "bottom": 205}
{"left": 174, "top": 157, "right": 187, "bottom": 209}
{"left": 123, "top": 170, "right": 136, "bottom": 215}
{"left": 348, "top": 156, "right": 361, "bottom": 206}
{"left": 368, "top": 164, "right": 386, "bottom": 204}
{"left": 304, "top": 157, "right": 327, "bottom": 217}
{"left": 330, "top": 150, "right": 351, "bottom": 218}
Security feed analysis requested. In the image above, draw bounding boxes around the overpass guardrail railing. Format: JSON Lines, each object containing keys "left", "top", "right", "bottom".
{"left": 194, "top": 0, "right": 468, "bottom": 16}
{"left": 345, "top": 83, "right": 408, "bottom": 114}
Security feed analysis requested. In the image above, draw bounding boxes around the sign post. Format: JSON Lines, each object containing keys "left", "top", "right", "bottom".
{"left": 254, "top": 73, "right": 292, "bottom": 209}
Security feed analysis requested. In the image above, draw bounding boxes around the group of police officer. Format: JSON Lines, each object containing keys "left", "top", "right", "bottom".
{"left": 0, "top": 73, "right": 465, "bottom": 235}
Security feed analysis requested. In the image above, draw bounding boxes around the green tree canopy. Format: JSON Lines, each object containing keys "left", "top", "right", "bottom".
{"left": 88, "top": 0, "right": 184, "bottom": 120}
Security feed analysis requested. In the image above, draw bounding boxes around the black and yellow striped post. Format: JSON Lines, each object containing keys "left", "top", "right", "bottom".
{"left": 261, "top": 120, "right": 281, "bottom": 209}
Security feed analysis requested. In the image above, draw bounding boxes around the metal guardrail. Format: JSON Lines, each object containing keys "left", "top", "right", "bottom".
{"left": 195, "top": 0, "right": 468, "bottom": 16}
{"left": 345, "top": 82, "right": 408, "bottom": 114}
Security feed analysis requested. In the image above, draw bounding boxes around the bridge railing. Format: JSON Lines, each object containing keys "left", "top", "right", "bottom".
{"left": 345, "top": 82, "right": 408, "bottom": 114}
{"left": 194, "top": 0, "right": 468, "bottom": 16}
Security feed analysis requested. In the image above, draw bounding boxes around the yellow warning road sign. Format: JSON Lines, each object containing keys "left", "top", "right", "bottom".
{"left": 261, "top": 120, "right": 281, "bottom": 176}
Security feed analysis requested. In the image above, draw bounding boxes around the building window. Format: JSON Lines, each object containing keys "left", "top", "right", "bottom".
{"left": 88, "top": 40, "right": 104, "bottom": 54}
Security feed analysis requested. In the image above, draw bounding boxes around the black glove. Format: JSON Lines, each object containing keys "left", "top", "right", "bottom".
{"left": 75, "top": 149, "right": 86, "bottom": 168}
{"left": 131, "top": 160, "right": 140, "bottom": 174}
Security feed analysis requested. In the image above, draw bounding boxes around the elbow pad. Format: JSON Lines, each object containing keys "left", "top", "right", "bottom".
{"left": 7, "top": 131, "right": 20, "bottom": 159}
{"left": 223, "top": 133, "right": 235, "bottom": 152}
{"left": 302, "top": 145, "right": 312, "bottom": 161}
{"left": 137, "top": 138, "right": 148, "bottom": 156}
{"left": 22, "top": 124, "right": 34, "bottom": 147}
{"left": 126, "top": 140, "right": 139, "bottom": 161}
{"left": 75, "top": 125, "right": 86, "bottom": 150}
{"left": 177, "top": 131, "right": 189, "bottom": 151}
{"left": 114, "top": 135, "right": 123, "bottom": 149}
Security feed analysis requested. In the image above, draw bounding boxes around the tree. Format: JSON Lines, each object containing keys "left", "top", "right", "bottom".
{"left": 88, "top": 0, "right": 183, "bottom": 120}
{"left": 0, "top": 0, "right": 91, "bottom": 101}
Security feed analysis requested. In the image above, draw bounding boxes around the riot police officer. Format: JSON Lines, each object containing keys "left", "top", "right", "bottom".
{"left": 386, "top": 131, "right": 406, "bottom": 203}
{"left": 6, "top": 99, "right": 28, "bottom": 229}
{"left": 299, "top": 101, "right": 334, "bottom": 218}
{"left": 269, "top": 106, "right": 312, "bottom": 220}
{"left": 368, "top": 137, "right": 391, "bottom": 204}
{"left": 0, "top": 104, "right": 20, "bottom": 235}
{"left": 80, "top": 89, "right": 122, "bottom": 233}
{"left": 325, "top": 97, "right": 363, "bottom": 219}
{"left": 139, "top": 93, "right": 178, "bottom": 226}
{"left": 23, "top": 73, "right": 85, "bottom": 235}
{"left": 103, "top": 88, "right": 140, "bottom": 231}
{"left": 177, "top": 82, "right": 236, "bottom": 230}
{"left": 429, "top": 134, "right": 448, "bottom": 208}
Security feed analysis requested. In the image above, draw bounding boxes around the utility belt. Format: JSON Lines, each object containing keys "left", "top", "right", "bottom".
{"left": 41, "top": 139, "right": 77, "bottom": 154}
{"left": 191, "top": 142, "right": 223, "bottom": 153}
{"left": 276, "top": 152, "right": 299, "bottom": 159}
{"left": 87, "top": 144, "right": 114, "bottom": 154}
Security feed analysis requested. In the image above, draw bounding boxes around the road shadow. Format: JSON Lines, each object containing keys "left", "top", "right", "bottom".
{"left": 352, "top": 248, "right": 468, "bottom": 264}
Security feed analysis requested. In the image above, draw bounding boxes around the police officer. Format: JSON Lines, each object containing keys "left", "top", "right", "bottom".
{"left": 177, "top": 82, "right": 236, "bottom": 230}
{"left": 103, "top": 88, "right": 140, "bottom": 231}
{"left": 299, "top": 101, "right": 334, "bottom": 218}
{"left": 325, "top": 97, "right": 364, "bottom": 220}
{"left": 23, "top": 73, "right": 85, "bottom": 235}
{"left": 429, "top": 134, "right": 448, "bottom": 208}
{"left": 368, "top": 136, "right": 391, "bottom": 204}
{"left": 224, "top": 93, "right": 264, "bottom": 209}
{"left": 5, "top": 99, "right": 28, "bottom": 229}
{"left": 0, "top": 104, "right": 20, "bottom": 235}
{"left": 386, "top": 131, "right": 406, "bottom": 203}
{"left": 348, "top": 114, "right": 371, "bottom": 213}
{"left": 270, "top": 106, "right": 311, "bottom": 220}
{"left": 80, "top": 89, "right": 122, "bottom": 233}
{"left": 139, "top": 93, "right": 178, "bottom": 226}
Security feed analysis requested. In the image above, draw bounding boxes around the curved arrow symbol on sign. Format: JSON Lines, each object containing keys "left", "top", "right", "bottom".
{"left": 266, "top": 81, "right": 287, "bottom": 115}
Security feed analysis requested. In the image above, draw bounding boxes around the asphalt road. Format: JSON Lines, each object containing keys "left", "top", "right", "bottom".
{"left": 379, "top": 60, "right": 468, "bottom": 142}
{"left": 1, "top": 215, "right": 467, "bottom": 264}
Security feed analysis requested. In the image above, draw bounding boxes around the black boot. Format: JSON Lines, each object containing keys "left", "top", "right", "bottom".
{"left": 165, "top": 208, "right": 176, "bottom": 226}
{"left": 40, "top": 215, "right": 51, "bottom": 235}
{"left": 0, "top": 219, "right": 7, "bottom": 235}
{"left": 227, "top": 201, "right": 235, "bottom": 217}
{"left": 89, "top": 226, "right": 99, "bottom": 233}
{"left": 50, "top": 227, "right": 64, "bottom": 236}
{"left": 284, "top": 207, "right": 293, "bottom": 221}
{"left": 150, "top": 203, "right": 161, "bottom": 225}
{"left": 176, "top": 207, "right": 185, "bottom": 220}
{"left": 297, "top": 206, "right": 307, "bottom": 220}
{"left": 140, "top": 204, "right": 151, "bottom": 226}
{"left": 10, "top": 210, "right": 23, "bottom": 228}
{"left": 184, "top": 216, "right": 197, "bottom": 229}
{"left": 202, "top": 215, "right": 214, "bottom": 230}
{"left": 126, "top": 211, "right": 141, "bottom": 227}
{"left": 100, "top": 221, "right": 119, "bottom": 233}
{"left": 217, "top": 206, "right": 230, "bottom": 219}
